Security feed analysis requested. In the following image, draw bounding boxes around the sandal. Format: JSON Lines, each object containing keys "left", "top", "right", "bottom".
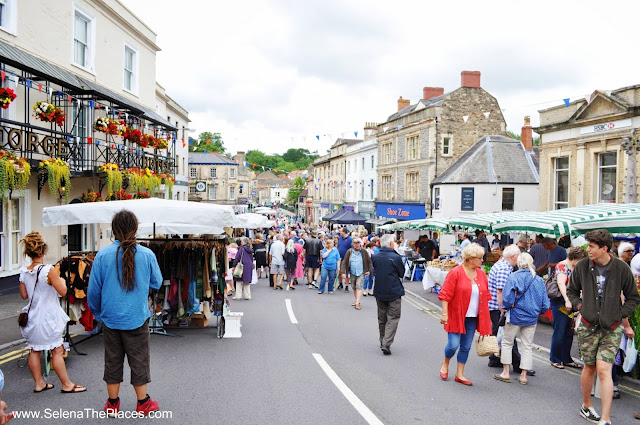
{"left": 355, "top": 303, "right": 361, "bottom": 310}
{"left": 517, "top": 377, "right": 528, "bottom": 385}
{"left": 550, "top": 362, "right": 564, "bottom": 369}
{"left": 34, "top": 383, "right": 54, "bottom": 393}
{"left": 564, "top": 362, "right": 583, "bottom": 369}
{"left": 351, "top": 302, "right": 356, "bottom": 306}
{"left": 61, "top": 384, "right": 87, "bottom": 393}
{"left": 493, "top": 374, "right": 511, "bottom": 383}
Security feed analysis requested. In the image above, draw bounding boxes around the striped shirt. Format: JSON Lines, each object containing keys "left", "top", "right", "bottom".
{"left": 487, "top": 258, "right": 513, "bottom": 310}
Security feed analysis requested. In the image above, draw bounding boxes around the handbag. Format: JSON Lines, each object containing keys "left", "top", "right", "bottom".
{"left": 476, "top": 335, "right": 500, "bottom": 357}
{"left": 545, "top": 273, "right": 562, "bottom": 299}
{"left": 233, "top": 250, "right": 244, "bottom": 279}
{"left": 18, "top": 265, "right": 44, "bottom": 327}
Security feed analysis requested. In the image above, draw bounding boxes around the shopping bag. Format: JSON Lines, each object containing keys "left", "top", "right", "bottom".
{"left": 250, "top": 267, "right": 258, "bottom": 285}
{"left": 475, "top": 335, "right": 499, "bottom": 357}
{"left": 496, "top": 326, "right": 504, "bottom": 347}
{"left": 623, "top": 337, "right": 638, "bottom": 373}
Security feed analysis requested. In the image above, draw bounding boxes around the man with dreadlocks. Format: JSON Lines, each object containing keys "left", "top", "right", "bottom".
{"left": 88, "top": 210, "right": 163, "bottom": 417}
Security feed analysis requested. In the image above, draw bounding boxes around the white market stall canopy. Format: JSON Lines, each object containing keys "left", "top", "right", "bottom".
{"left": 42, "top": 198, "right": 237, "bottom": 229}
{"left": 254, "top": 208, "right": 277, "bottom": 215}
{"left": 234, "top": 213, "right": 270, "bottom": 229}
{"left": 379, "top": 218, "right": 450, "bottom": 232}
{"left": 136, "top": 223, "right": 225, "bottom": 236}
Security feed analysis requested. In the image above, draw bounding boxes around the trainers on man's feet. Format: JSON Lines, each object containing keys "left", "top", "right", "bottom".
{"left": 345, "top": 286, "right": 349, "bottom": 293}
{"left": 312, "top": 281, "right": 319, "bottom": 288}
{"left": 104, "top": 398, "right": 120, "bottom": 418}
{"left": 580, "top": 405, "right": 601, "bottom": 423}
{"left": 136, "top": 395, "right": 159, "bottom": 416}
{"left": 597, "top": 421, "right": 612, "bottom": 425}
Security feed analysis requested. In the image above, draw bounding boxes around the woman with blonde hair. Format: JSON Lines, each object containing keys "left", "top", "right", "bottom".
{"left": 494, "top": 253, "right": 549, "bottom": 385}
{"left": 19, "top": 231, "right": 86, "bottom": 394}
{"left": 283, "top": 239, "right": 298, "bottom": 291}
{"left": 438, "top": 243, "right": 492, "bottom": 386}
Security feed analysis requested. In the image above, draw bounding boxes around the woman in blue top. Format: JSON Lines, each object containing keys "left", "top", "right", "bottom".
{"left": 88, "top": 210, "right": 163, "bottom": 417}
{"left": 494, "top": 253, "right": 549, "bottom": 385}
{"left": 318, "top": 239, "right": 341, "bottom": 294}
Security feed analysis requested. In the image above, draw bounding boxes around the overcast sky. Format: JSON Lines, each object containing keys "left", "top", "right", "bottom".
{"left": 123, "top": 0, "right": 640, "bottom": 156}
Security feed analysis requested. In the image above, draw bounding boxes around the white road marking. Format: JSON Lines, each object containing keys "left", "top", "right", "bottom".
{"left": 285, "top": 298, "right": 298, "bottom": 324}
{"left": 312, "top": 353, "right": 384, "bottom": 425}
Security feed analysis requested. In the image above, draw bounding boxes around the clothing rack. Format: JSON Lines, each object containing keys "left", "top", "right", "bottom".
{"left": 139, "top": 237, "right": 229, "bottom": 338}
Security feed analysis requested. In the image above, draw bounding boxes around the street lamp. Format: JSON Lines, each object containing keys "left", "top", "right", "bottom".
{"left": 622, "top": 129, "right": 640, "bottom": 203}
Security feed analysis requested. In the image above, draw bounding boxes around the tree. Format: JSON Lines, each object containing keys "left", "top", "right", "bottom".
{"left": 286, "top": 177, "right": 305, "bottom": 206}
{"left": 189, "top": 131, "right": 226, "bottom": 153}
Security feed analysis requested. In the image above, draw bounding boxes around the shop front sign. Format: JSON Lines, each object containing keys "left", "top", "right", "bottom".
{"left": 375, "top": 202, "right": 426, "bottom": 220}
{"left": 580, "top": 118, "right": 632, "bottom": 134}
{"left": 2, "top": 126, "right": 70, "bottom": 158}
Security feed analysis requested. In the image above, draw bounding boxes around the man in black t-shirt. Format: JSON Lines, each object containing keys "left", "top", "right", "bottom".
{"left": 304, "top": 231, "right": 323, "bottom": 289}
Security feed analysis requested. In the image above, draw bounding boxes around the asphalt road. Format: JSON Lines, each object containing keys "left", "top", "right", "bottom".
{"left": 2, "top": 276, "right": 640, "bottom": 424}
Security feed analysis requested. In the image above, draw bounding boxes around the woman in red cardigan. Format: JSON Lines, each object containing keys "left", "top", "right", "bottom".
{"left": 438, "top": 243, "right": 492, "bottom": 386}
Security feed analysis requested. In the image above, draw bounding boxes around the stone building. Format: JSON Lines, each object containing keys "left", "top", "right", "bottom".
{"left": 535, "top": 85, "right": 640, "bottom": 210}
{"left": 252, "top": 171, "right": 291, "bottom": 206}
{"left": 375, "top": 71, "right": 506, "bottom": 221}
{"left": 188, "top": 152, "right": 250, "bottom": 205}
{"left": 345, "top": 123, "right": 378, "bottom": 219}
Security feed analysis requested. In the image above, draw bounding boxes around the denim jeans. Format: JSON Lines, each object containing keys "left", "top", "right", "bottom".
{"left": 318, "top": 268, "right": 336, "bottom": 293}
{"left": 444, "top": 317, "right": 477, "bottom": 364}
{"left": 549, "top": 297, "right": 574, "bottom": 364}
{"left": 363, "top": 273, "right": 374, "bottom": 291}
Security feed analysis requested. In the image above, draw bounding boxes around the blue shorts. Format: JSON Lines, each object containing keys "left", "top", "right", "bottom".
{"left": 306, "top": 255, "right": 320, "bottom": 269}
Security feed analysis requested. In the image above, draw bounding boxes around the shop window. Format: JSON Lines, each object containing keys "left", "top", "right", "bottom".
{"left": 361, "top": 157, "right": 365, "bottom": 170}
{"left": 347, "top": 161, "right": 350, "bottom": 173}
{"left": 0, "top": 0, "right": 17, "bottom": 36}
{"left": 1, "top": 74, "right": 17, "bottom": 121}
{"left": 189, "top": 186, "right": 196, "bottom": 194}
{"left": 405, "top": 172, "right": 419, "bottom": 200}
{"left": 554, "top": 157, "right": 569, "bottom": 209}
{"left": 210, "top": 168, "right": 217, "bottom": 178}
{"left": 9, "top": 199, "right": 19, "bottom": 266}
{"left": 406, "top": 135, "right": 419, "bottom": 160}
{"left": 502, "top": 188, "right": 515, "bottom": 211}
{"left": 434, "top": 187, "right": 441, "bottom": 210}
{"left": 190, "top": 168, "right": 196, "bottom": 178}
{"left": 230, "top": 168, "right": 236, "bottom": 178}
{"left": 73, "top": 5, "right": 95, "bottom": 71}
{"left": 597, "top": 152, "right": 617, "bottom": 203}
{"left": 123, "top": 42, "right": 138, "bottom": 94}
{"left": 72, "top": 103, "right": 92, "bottom": 170}
{"left": 209, "top": 186, "right": 216, "bottom": 200}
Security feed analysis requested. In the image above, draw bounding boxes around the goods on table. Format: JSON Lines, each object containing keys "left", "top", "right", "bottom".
{"left": 428, "top": 259, "right": 442, "bottom": 268}
{"left": 443, "top": 260, "right": 457, "bottom": 271}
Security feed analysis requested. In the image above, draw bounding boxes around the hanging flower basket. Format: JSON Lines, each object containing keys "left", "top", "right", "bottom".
{"left": 80, "top": 190, "right": 102, "bottom": 203}
{"left": 153, "top": 138, "right": 169, "bottom": 150}
{"left": 133, "top": 191, "right": 150, "bottom": 199}
{"left": 123, "top": 128, "right": 142, "bottom": 145}
{"left": 0, "top": 150, "right": 31, "bottom": 199}
{"left": 123, "top": 168, "right": 143, "bottom": 193}
{"left": 98, "top": 163, "right": 123, "bottom": 196}
{"left": 159, "top": 173, "right": 175, "bottom": 197}
{"left": 38, "top": 158, "right": 71, "bottom": 202}
{"left": 0, "top": 87, "right": 17, "bottom": 109}
{"left": 33, "top": 101, "right": 65, "bottom": 127}
{"left": 108, "top": 189, "right": 133, "bottom": 201}
{"left": 141, "top": 168, "right": 161, "bottom": 193}
{"left": 139, "top": 133, "right": 155, "bottom": 148}
{"left": 94, "top": 116, "right": 110, "bottom": 133}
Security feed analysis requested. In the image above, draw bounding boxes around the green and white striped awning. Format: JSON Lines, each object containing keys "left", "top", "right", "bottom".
{"left": 378, "top": 218, "right": 450, "bottom": 232}
{"left": 571, "top": 209, "right": 640, "bottom": 236}
{"left": 491, "top": 203, "right": 640, "bottom": 237}
{"left": 448, "top": 211, "right": 530, "bottom": 232}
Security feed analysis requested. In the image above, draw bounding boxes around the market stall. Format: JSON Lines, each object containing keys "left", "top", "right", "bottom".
{"left": 571, "top": 210, "right": 640, "bottom": 236}
{"left": 42, "top": 199, "right": 239, "bottom": 346}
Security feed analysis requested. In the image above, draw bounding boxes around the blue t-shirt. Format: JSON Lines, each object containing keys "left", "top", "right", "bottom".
{"left": 337, "top": 235, "right": 352, "bottom": 259}
{"left": 88, "top": 241, "right": 163, "bottom": 330}
{"left": 321, "top": 248, "right": 340, "bottom": 270}
{"left": 548, "top": 245, "right": 567, "bottom": 264}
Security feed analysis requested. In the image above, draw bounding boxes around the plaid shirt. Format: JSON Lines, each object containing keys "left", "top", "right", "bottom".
{"left": 487, "top": 258, "right": 513, "bottom": 310}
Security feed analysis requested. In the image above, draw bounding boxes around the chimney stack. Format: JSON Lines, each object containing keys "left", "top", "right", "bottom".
{"left": 461, "top": 71, "right": 481, "bottom": 88}
{"left": 423, "top": 87, "right": 444, "bottom": 100}
{"left": 397, "top": 96, "right": 410, "bottom": 112}
{"left": 521, "top": 116, "right": 533, "bottom": 151}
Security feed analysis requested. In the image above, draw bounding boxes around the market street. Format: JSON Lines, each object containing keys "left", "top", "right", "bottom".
{"left": 2, "top": 276, "right": 640, "bottom": 425}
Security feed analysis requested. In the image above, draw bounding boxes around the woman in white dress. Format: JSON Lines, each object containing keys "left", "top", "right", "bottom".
{"left": 19, "top": 231, "right": 85, "bottom": 393}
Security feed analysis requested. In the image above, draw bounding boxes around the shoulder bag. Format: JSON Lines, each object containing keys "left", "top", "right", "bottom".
{"left": 233, "top": 250, "right": 245, "bottom": 279}
{"left": 18, "top": 265, "right": 44, "bottom": 327}
{"left": 545, "top": 270, "right": 562, "bottom": 299}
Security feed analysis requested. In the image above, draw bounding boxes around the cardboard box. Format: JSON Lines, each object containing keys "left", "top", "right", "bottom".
{"left": 189, "top": 313, "right": 209, "bottom": 327}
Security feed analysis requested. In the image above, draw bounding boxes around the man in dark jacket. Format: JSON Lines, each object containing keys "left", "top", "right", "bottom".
{"left": 567, "top": 229, "right": 640, "bottom": 425}
{"left": 372, "top": 234, "right": 405, "bottom": 355}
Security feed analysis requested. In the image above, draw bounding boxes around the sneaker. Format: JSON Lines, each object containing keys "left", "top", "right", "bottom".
{"left": 329, "top": 291, "right": 334, "bottom": 294}
{"left": 308, "top": 284, "right": 313, "bottom": 289}
{"left": 597, "top": 421, "right": 611, "bottom": 425}
{"left": 312, "top": 281, "right": 319, "bottom": 288}
{"left": 345, "top": 286, "right": 349, "bottom": 293}
{"left": 580, "top": 405, "right": 601, "bottom": 423}
{"left": 136, "top": 395, "right": 159, "bottom": 416}
{"left": 613, "top": 389, "right": 620, "bottom": 399}
{"left": 104, "top": 398, "right": 120, "bottom": 418}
